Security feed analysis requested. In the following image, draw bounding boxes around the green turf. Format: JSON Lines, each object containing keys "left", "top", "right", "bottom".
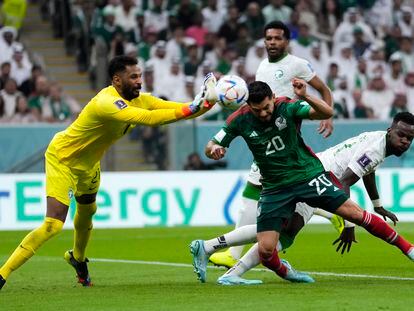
{"left": 1, "top": 224, "right": 414, "bottom": 310}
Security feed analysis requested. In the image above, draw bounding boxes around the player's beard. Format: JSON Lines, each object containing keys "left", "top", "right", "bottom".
{"left": 122, "top": 84, "right": 141, "bottom": 101}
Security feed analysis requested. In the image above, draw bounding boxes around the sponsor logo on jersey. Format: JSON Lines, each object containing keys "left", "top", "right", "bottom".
{"left": 357, "top": 154, "right": 372, "bottom": 168}
{"left": 114, "top": 100, "right": 128, "bottom": 109}
{"left": 275, "top": 116, "right": 287, "bottom": 130}
{"left": 249, "top": 131, "right": 258, "bottom": 137}
{"left": 274, "top": 70, "right": 284, "bottom": 80}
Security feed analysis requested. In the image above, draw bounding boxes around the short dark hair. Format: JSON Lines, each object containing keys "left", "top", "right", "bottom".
{"left": 264, "top": 20, "right": 290, "bottom": 40}
{"left": 247, "top": 81, "right": 273, "bottom": 104}
{"left": 392, "top": 112, "right": 414, "bottom": 126}
{"left": 108, "top": 56, "right": 138, "bottom": 79}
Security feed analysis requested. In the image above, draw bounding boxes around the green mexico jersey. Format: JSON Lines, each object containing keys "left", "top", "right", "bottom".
{"left": 213, "top": 97, "right": 324, "bottom": 190}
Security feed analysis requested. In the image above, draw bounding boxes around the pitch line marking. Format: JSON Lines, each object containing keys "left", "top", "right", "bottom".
{"left": 90, "top": 257, "right": 414, "bottom": 281}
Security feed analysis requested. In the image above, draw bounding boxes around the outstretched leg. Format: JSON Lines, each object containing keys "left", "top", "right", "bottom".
{"left": 334, "top": 199, "right": 413, "bottom": 257}
{"left": 0, "top": 197, "right": 67, "bottom": 289}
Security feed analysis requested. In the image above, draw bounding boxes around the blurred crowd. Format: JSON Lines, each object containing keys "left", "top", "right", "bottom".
{"left": 55, "top": 0, "right": 414, "bottom": 121}
{"left": 0, "top": 25, "right": 81, "bottom": 123}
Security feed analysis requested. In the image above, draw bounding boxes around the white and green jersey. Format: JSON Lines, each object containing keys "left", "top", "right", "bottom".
{"left": 318, "top": 131, "right": 386, "bottom": 178}
{"left": 255, "top": 53, "right": 316, "bottom": 98}
{"left": 248, "top": 131, "right": 387, "bottom": 186}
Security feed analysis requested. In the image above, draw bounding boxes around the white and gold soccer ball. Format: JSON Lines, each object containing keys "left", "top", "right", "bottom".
{"left": 216, "top": 75, "right": 249, "bottom": 110}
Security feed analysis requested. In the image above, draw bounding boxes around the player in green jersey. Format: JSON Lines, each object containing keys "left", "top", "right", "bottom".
{"left": 190, "top": 80, "right": 414, "bottom": 284}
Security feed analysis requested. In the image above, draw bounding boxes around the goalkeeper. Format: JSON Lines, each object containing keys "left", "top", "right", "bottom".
{"left": 0, "top": 55, "right": 218, "bottom": 290}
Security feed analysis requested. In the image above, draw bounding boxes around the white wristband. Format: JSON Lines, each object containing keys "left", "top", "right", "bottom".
{"left": 372, "top": 199, "right": 382, "bottom": 208}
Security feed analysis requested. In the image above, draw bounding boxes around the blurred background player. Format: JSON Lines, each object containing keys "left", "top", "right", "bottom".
{"left": 210, "top": 20, "right": 339, "bottom": 269}
{"left": 0, "top": 55, "right": 218, "bottom": 290}
{"left": 192, "top": 112, "right": 413, "bottom": 285}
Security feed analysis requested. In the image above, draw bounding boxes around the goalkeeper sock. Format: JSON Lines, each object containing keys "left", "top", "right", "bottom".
{"left": 203, "top": 224, "right": 257, "bottom": 255}
{"left": 73, "top": 202, "right": 97, "bottom": 262}
{"left": 0, "top": 217, "right": 63, "bottom": 279}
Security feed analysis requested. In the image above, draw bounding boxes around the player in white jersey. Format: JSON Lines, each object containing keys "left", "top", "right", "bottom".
{"left": 210, "top": 20, "right": 337, "bottom": 268}
{"left": 195, "top": 112, "right": 413, "bottom": 285}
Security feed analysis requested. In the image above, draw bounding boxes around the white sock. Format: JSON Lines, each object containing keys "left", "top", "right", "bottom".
{"left": 203, "top": 224, "right": 257, "bottom": 255}
{"left": 229, "top": 197, "right": 258, "bottom": 259}
{"left": 313, "top": 208, "right": 333, "bottom": 220}
{"left": 224, "top": 243, "right": 261, "bottom": 277}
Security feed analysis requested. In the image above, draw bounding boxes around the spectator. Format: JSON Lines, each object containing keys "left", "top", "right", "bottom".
{"left": 399, "top": 36, "right": 414, "bottom": 73}
{"left": 183, "top": 38, "right": 200, "bottom": 76}
{"left": 286, "top": 9, "right": 300, "bottom": 40}
{"left": 6, "top": 96, "right": 37, "bottom": 123}
{"left": 333, "top": 7, "right": 375, "bottom": 55}
{"left": 398, "top": 6, "right": 413, "bottom": 37}
{"left": 290, "top": 22, "right": 316, "bottom": 60}
{"left": 243, "top": 2, "right": 265, "bottom": 40}
{"left": 216, "top": 47, "right": 237, "bottom": 75}
{"left": 186, "top": 12, "right": 208, "bottom": 47}
{"left": 137, "top": 27, "right": 159, "bottom": 62}
{"left": 0, "top": 78, "right": 22, "bottom": 118}
{"left": 308, "top": 41, "right": 328, "bottom": 82}
{"left": 42, "top": 82, "right": 80, "bottom": 122}
{"left": 389, "top": 92, "right": 409, "bottom": 118}
{"left": 10, "top": 43, "right": 32, "bottom": 87}
{"left": 352, "top": 88, "right": 374, "bottom": 119}
{"left": 332, "top": 76, "right": 352, "bottom": 119}
{"left": 245, "top": 39, "right": 266, "bottom": 78}
{"left": 0, "top": 26, "right": 18, "bottom": 65}
{"left": 228, "top": 57, "right": 247, "bottom": 81}
{"left": 352, "top": 26, "right": 371, "bottom": 59}
{"left": 183, "top": 75, "right": 195, "bottom": 102}
{"left": 166, "top": 26, "right": 185, "bottom": 62}
{"left": 332, "top": 42, "right": 357, "bottom": 84}
{"left": 171, "top": 0, "right": 199, "bottom": 30}
{"left": 383, "top": 24, "right": 402, "bottom": 60}
{"left": 149, "top": 40, "right": 172, "bottom": 98}
{"left": 218, "top": 5, "right": 241, "bottom": 44}
{"left": 232, "top": 23, "right": 251, "bottom": 57}
{"left": 115, "top": 0, "right": 138, "bottom": 38}
{"left": 351, "top": 58, "right": 369, "bottom": 90}
{"left": 142, "top": 63, "right": 155, "bottom": 93}
{"left": 318, "top": 0, "right": 341, "bottom": 39}
{"left": 195, "top": 59, "right": 213, "bottom": 93}
{"left": 262, "top": 0, "right": 292, "bottom": 25}
{"left": 166, "top": 58, "right": 186, "bottom": 102}
{"left": 143, "top": 0, "right": 169, "bottom": 39}
{"left": 0, "top": 62, "right": 11, "bottom": 90}
{"left": 326, "top": 61, "right": 340, "bottom": 91}
{"left": 364, "top": 43, "right": 387, "bottom": 78}
{"left": 385, "top": 52, "right": 406, "bottom": 94}
{"left": 361, "top": 75, "right": 395, "bottom": 120}
{"left": 28, "top": 75, "right": 49, "bottom": 119}
{"left": 183, "top": 152, "right": 226, "bottom": 170}
{"left": 295, "top": 0, "right": 318, "bottom": 37}
{"left": 404, "top": 71, "right": 414, "bottom": 113}
{"left": 19, "top": 64, "right": 43, "bottom": 97}
{"left": 202, "top": 0, "right": 226, "bottom": 33}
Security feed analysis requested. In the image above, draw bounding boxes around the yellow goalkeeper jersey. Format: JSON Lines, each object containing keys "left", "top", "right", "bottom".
{"left": 48, "top": 85, "right": 188, "bottom": 170}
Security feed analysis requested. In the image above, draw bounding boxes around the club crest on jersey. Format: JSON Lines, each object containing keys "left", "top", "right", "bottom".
{"left": 357, "top": 154, "right": 372, "bottom": 168}
{"left": 274, "top": 70, "right": 284, "bottom": 80}
{"left": 275, "top": 117, "right": 287, "bottom": 130}
{"left": 114, "top": 100, "right": 127, "bottom": 109}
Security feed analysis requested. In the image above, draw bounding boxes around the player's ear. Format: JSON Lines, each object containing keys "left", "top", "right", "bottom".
{"left": 113, "top": 74, "right": 121, "bottom": 87}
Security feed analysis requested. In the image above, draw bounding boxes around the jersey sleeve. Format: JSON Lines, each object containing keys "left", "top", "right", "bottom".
{"left": 95, "top": 96, "right": 182, "bottom": 125}
{"left": 211, "top": 118, "right": 240, "bottom": 147}
{"left": 133, "top": 93, "right": 189, "bottom": 110}
{"left": 285, "top": 100, "right": 311, "bottom": 119}
{"left": 294, "top": 58, "right": 316, "bottom": 82}
{"left": 347, "top": 148, "right": 382, "bottom": 177}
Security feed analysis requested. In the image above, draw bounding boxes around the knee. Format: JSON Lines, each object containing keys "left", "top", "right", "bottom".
{"left": 258, "top": 243, "right": 274, "bottom": 261}
{"left": 76, "top": 202, "right": 97, "bottom": 217}
{"left": 43, "top": 217, "right": 64, "bottom": 237}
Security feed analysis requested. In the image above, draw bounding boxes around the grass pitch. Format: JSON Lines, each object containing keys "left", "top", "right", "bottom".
{"left": 1, "top": 224, "right": 414, "bottom": 310}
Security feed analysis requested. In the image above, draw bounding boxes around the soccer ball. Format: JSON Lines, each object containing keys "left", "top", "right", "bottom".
{"left": 215, "top": 75, "right": 249, "bottom": 110}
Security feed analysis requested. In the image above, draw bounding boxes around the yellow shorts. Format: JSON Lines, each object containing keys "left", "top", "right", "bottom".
{"left": 45, "top": 144, "right": 101, "bottom": 206}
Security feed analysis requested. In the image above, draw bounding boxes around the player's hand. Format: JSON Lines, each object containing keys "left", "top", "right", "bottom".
{"left": 209, "top": 145, "right": 226, "bottom": 160}
{"left": 318, "top": 119, "right": 333, "bottom": 138}
{"left": 332, "top": 227, "right": 357, "bottom": 254}
{"left": 292, "top": 78, "right": 307, "bottom": 98}
{"left": 374, "top": 206, "right": 399, "bottom": 226}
